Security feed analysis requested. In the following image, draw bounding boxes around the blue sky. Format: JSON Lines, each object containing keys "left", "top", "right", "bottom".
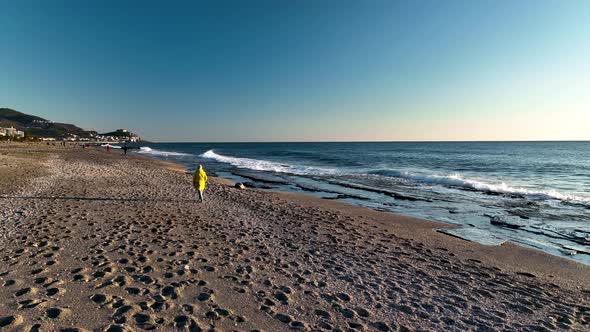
{"left": 1, "top": 0, "right": 588, "bottom": 141}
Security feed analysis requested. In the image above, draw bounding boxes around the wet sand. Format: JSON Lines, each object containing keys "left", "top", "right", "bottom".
{"left": 0, "top": 143, "right": 589, "bottom": 331}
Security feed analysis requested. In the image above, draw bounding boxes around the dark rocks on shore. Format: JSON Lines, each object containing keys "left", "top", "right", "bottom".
{"left": 506, "top": 209, "right": 532, "bottom": 219}
{"left": 324, "top": 194, "right": 370, "bottom": 201}
{"left": 234, "top": 183, "right": 246, "bottom": 189}
{"left": 230, "top": 171, "right": 290, "bottom": 185}
{"left": 324, "top": 179, "right": 431, "bottom": 202}
{"left": 242, "top": 182, "right": 274, "bottom": 189}
{"left": 487, "top": 215, "right": 526, "bottom": 229}
{"left": 294, "top": 183, "right": 319, "bottom": 192}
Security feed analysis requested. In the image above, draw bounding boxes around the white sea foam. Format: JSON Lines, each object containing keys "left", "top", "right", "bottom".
{"left": 372, "top": 170, "right": 590, "bottom": 205}
{"left": 140, "top": 146, "right": 590, "bottom": 206}
{"left": 200, "top": 150, "right": 337, "bottom": 175}
{"left": 136, "top": 146, "right": 191, "bottom": 157}
{"left": 100, "top": 144, "right": 121, "bottom": 149}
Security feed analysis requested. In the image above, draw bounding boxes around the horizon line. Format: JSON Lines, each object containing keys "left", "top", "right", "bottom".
{"left": 145, "top": 139, "right": 590, "bottom": 144}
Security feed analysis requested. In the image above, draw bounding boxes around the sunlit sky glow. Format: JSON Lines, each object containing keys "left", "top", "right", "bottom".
{"left": 1, "top": 0, "right": 589, "bottom": 142}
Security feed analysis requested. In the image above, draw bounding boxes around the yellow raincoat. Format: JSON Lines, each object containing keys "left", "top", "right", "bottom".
{"left": 192, "top": 166, "right": 208, "bottom": 190}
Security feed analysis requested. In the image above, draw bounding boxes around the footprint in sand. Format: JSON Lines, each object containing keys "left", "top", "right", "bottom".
{"left": 46, "top": 287, "right": 64, "bottom": 296}
{"left": 273, "top": 291, "right": 289, "bottom": 305}
{"left": 182, "top": 304, "right": 194, "bottom": 314}
{"left": 18, "top": 298, "right": 47, "bottom": 309}
{"left": 33, "top": 276, "right": 53, "bottom": 285}
{"left": 196, "top": 292, "right": 213, "bottom": 302}
{"left": 0, "top": 315, "right": 24, "bottom": 329}
{"left": 103, "top": 324, "right": 132, "bottom": 332}
{"left": 313, "top": 309, "right": 331, "bottom": 319}
{"left": 2, "top": 279, "right": 16, "bottom": 287}
{"left": 335, "top": 292, "right": 352, "bottom": 302}
{"left": 90, "top": 293, "right": 111, "bottom": 304}
{"left": 173, "top": 315, "right": 202, "bottom": 330}
{"left": 46, "top": 307, "right": 70, "bottom": 319}
{"left": 340, "top": 308, "right": 356, "bottom": 319}
{"left": 14, "top": 287, "right": 38, "bottom": 297}
{"left": 161, "top": 285, "right": 181, "bottom": 299}
{"left": 73, "top": 274, "right": 91, "bottom": 282}
{"left": 112, "top": 303, "right": 140, "bottom": 323}
{"left": 275, "top": 313, "right": 293, "bottom": 324}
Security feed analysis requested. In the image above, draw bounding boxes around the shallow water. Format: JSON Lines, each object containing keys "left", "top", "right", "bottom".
{"left": 132, "top": 142, "right": 590, "bottom": 265}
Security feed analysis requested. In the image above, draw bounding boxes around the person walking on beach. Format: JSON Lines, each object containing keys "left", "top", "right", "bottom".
{"left": 192, "top": 165, "right": 208, "bottom": 202}
{"left": 123, "top": 144, "right": 128, "bottom": 154}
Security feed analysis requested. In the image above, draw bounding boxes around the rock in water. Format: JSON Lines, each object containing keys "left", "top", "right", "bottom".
{"left": 235, "top": 183, "right": 246, "bottom": 189}
{"left": 489, "top": 215, "right": 525, "bottom": 229}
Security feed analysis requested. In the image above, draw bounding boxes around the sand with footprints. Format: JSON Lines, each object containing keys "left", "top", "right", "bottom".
{"left": 0, "top": 144, "right": 589, "bottom": 331}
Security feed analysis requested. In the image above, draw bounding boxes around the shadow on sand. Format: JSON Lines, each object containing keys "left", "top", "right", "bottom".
{"left": 0, "top": 196, "right": 196, "bottom": 203}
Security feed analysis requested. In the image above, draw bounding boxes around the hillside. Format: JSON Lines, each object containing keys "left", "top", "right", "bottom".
{"left": 0, "top": 108, "right": 46, "bottom": 124}
{"left": 0, "top": 108, "right": 96, "bottom": 138}
{"left": 100, "top": 129, "right": 137, "bottom": 138}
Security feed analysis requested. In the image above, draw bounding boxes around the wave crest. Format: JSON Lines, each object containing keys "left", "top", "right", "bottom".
{"left": 137, "top": 146, "right": 191, "bottom": 157}
{"left": 370, "top": 169, "right": 590, "bottom": 205}
{"left": 200, "top": 150, "right": 336, "bottom": 175}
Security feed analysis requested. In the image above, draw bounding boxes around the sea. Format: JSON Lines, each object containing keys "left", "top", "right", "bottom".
{"left": 128, "top": 141, "right": 590, "bottom": 265}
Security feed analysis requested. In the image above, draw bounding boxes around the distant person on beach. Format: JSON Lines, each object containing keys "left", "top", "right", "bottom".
{"left": 106, "top": 145, "right": 111, "bottom": 152}
{"left": 192, "top": 165, "right": 208, "bottom": 203}
{"left": 123, "top": 145, "right": 128, "bottom": 154}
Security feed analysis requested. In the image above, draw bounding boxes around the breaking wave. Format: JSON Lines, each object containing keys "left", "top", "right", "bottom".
{"left": 136, "top": 147, "right": 192, "bottom": 157}
{"left": 200, "top": 150, "right": 337, "bottom": 175}
{"left": 370, "top": 169, "right": 590, "bottom": 205}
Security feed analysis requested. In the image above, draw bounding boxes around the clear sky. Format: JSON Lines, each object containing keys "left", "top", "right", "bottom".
{"left": 1, "top": 0, "right": 589, "bottom": 142}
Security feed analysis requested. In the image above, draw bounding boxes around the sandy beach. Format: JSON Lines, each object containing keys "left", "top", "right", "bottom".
{"left": 0, "top": 143, "right": 589, "bottom": 332}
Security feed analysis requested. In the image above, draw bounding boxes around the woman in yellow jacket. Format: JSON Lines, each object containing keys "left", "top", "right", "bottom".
{"left": 192, "top": 165, "right": 208, "bottom": 202}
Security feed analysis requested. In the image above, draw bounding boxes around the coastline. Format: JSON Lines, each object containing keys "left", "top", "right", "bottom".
{"left": 137, "top": 142, "right": 590, "bottom": 267}
{"left": 134, "top": 148, "right": 590, "bottom": 283}
{"left": 1, "top": 143, "right": 589, "bottom": 331}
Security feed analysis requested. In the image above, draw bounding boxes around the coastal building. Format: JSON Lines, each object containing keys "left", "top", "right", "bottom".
{"left": 0, "top": 127, "right": 25, "bottom": 138}
{"left": 4, "top": 127, "right": 16, "bottom": 136}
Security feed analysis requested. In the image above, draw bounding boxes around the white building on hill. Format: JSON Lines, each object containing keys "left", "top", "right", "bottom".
{"left": 4, "top": 127, "right": 16, "bottom": 136}
{"left": 0, "top": 127, "right": 26, "bottom": 138}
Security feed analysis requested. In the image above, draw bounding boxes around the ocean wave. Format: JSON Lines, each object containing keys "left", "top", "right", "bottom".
{"left": 136, "top": 146, "right": 192, "bottom": 157}
{"left": 199, "top": 150, "right": 337, "bottom": 175}
{"left": 100, "top": 144, "right": 121, "bottom": 149}
{"left": 370, "top": 169, "right": 590, "bottom": 205}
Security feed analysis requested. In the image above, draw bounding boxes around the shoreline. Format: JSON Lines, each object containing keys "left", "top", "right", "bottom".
{"left": 1, "top": 143, "right": 589, "bottom": 331}
{"left": 136, "top": 143, "right": 590, "bottom": 267}
{"left": 134, "top": 147, "right": 590, "bottom": 277}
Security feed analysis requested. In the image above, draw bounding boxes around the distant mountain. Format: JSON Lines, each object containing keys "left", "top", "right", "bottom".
{"left": 0, "top": 108, "right": 96, "bottom": 138}
{"left": 97, "top": 128, "right": 141, "bottom": 142}
{"left": 100, "top": 129, "right": 138, "bottom": 138}
{"left": 0, "top": 108, "right": 45, "bottom": 124}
